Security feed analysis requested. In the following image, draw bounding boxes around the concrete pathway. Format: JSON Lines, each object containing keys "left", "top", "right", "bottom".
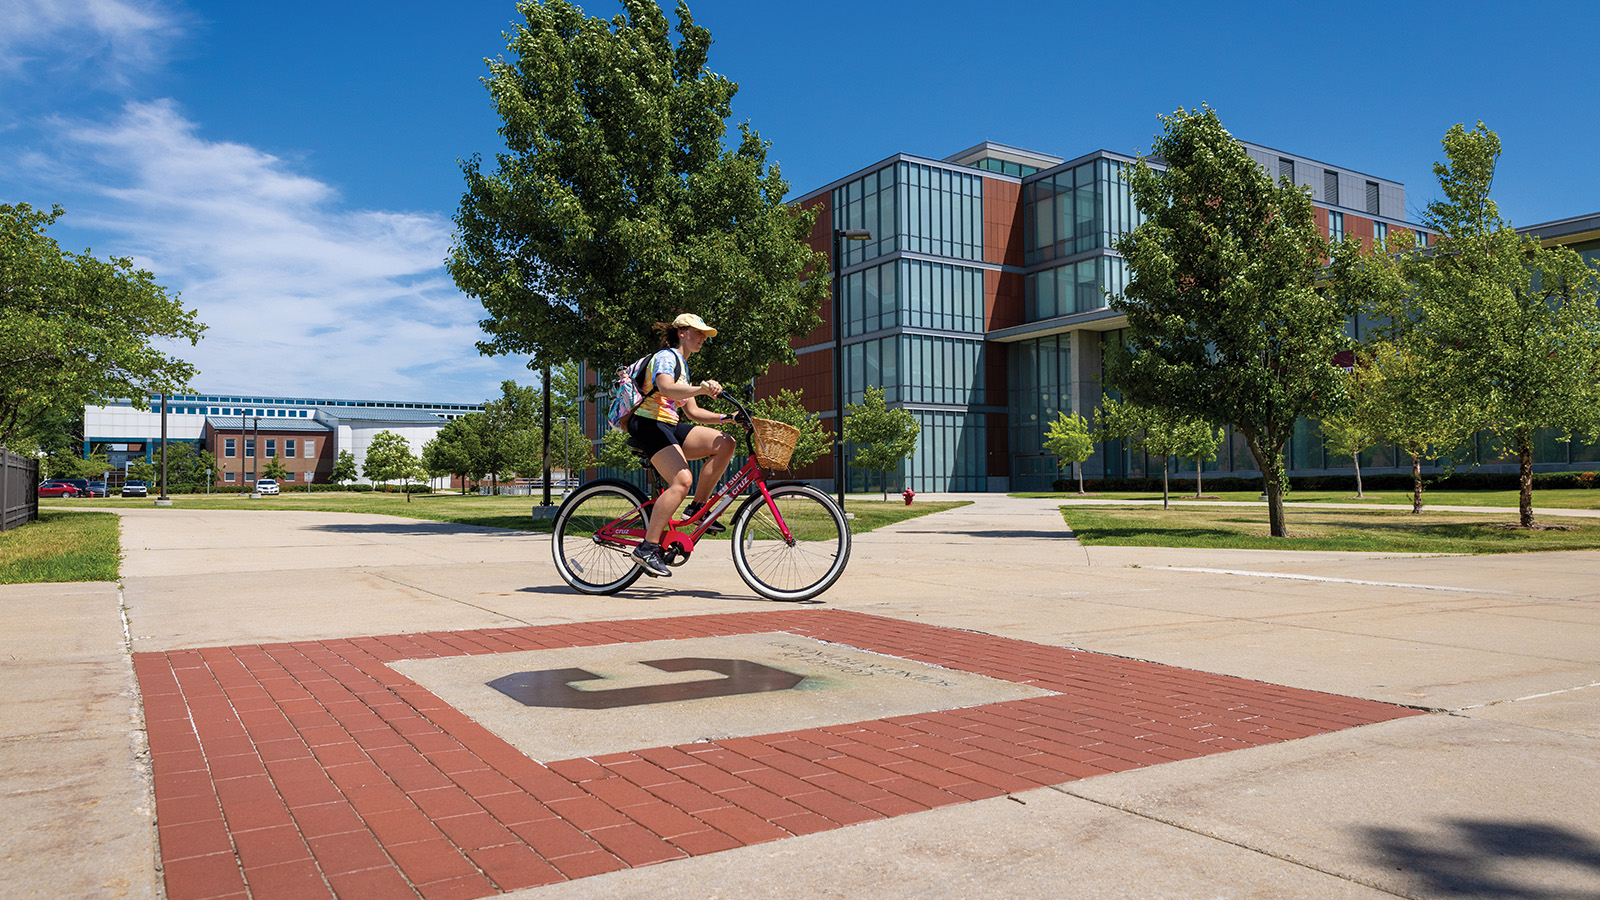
{"left": 2, "top": 495, "right": 1597, "bottom": 899}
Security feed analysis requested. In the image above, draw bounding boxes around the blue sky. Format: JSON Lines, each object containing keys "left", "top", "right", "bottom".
{"left": 3, "top": 0, "right": 1594, "bottom": 403}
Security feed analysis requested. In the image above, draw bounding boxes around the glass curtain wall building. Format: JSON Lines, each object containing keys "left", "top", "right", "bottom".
{"left": 771, "top": 138, "right": 1472, "bottom": 493}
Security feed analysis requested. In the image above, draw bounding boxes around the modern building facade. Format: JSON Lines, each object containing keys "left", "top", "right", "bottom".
{"left": 84, "top": 392, "right": 483, "bottom": 487}
{"left": 763, "top": 138, "right": 1455, "bottom": 492}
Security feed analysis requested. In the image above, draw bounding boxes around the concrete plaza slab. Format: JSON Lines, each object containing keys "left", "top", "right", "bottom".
{"left": 134, "top": 611, "right": 1416, "bottom": 899}
{"left": 7, "top": 497, "right": 1599, "bottom": 899}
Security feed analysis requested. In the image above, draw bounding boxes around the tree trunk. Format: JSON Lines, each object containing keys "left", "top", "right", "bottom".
{"left": 1195, "top": 458, "right": 1203, "bottom": 498}
{"left": 1353, "top": 451, "right": 1364, "bottom": 498}
{"left": 1076, "top": 460, "right": 1085, "bottom": 494}
{"left": 1410, "top": 452, "right": 1423, "bottom": 514}
{"left": 1518, "top": 431, "right": 1535, "bottom": 528}
{"left": 1161, "top": 457, "right": 1170, "bottom": 509}
{"left": 1243, "top": 430, "right": 1288, "bottom": 537}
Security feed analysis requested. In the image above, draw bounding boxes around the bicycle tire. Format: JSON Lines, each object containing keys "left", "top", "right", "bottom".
{"left": 729, "top": 484, "right": 851, "bottom": 602}
{"left": 551, "top": 480, "right": 650, "bottom": 595}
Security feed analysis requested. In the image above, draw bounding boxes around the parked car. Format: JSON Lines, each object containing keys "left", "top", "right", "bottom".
{"left": 84, "top": 481, "right": 110, "bottom": 497}
{"left": 121, "top": 480, "right": 148, "bottom": 497}
{"left": 255, "top": 478, "right": 280, "bottom": 495}
{"left": 38, "top": 481, "right": 81, "bottom": 498}
{"left": 54, "top": 478, "right": 90, "bottom": 496}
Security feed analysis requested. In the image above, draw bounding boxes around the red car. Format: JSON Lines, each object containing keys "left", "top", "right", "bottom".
{"left": 38, "top": 482, "right": 81, "bottom": 497}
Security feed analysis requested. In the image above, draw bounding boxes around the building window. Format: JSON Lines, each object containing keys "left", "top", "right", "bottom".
{"left": 1279, "top": 158, "right": 1295, "bottom": 184}
{"left": 224, "top": 437, "right": 235, "bottom": 458}
{"left": 246, "top": 472, "right": 255, "bottom": 482}
{"left": 284, "top": 471, "right": 295, "bottom": 482}
{"left": 1329, "top": 211, "right": 1345, "bottom": 242}
{"left": 1414, "top": 230, "right": 1428, "bottom": 248}
{"left": 304, "top": 439, "right": 315, "bottom": 456}
{"left": 265, "top": 438, "right": 276, "bottom": 458}
{"left": 1323, "top": 170, "right": 1339, "bottom": 206}
{"left": 1374, "top": 221, "right": 1388, "bottom": 247}
{"left": 245, "top": 438, "right": 255, "bottom": 458}
{"left": 1365, "top": 181, "right": 1380, "bottom": 215}
{"left": 285, "top": 440, "right": 296, "bottom": 458}
{"left": 224, "top": 471, "right": 235, "bottom": 482}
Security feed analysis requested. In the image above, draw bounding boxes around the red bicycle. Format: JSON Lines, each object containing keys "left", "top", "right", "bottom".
{"left": 551, "top": 393, "right": 851, "bottom": 602}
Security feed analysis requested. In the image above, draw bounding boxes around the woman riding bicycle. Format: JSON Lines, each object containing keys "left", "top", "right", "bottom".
{"left": 626, "top": 313, "right": 738, "bottom": 577}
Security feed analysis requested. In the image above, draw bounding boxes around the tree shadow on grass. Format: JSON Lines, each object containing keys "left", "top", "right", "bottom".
{"left": 1363, "top": 819, "right": 1600, "bottom": 899}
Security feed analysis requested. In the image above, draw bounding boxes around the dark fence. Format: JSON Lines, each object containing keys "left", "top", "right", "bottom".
{"left": 2, "top": 447, "right": 40, "bottom": 532}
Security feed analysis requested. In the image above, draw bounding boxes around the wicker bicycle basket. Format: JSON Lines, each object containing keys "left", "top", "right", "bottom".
{"left": 749, "top": 417, "right": 800, "bottom": 469}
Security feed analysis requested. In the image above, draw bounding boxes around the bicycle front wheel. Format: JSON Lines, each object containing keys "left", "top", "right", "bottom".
{"left": 552, "top": 480, "right": 649, "bottom": 595}
{"left": 730, "top": 484, "right": 851, "bottom": 602}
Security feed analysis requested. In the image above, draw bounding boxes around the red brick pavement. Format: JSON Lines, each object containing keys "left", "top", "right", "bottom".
{"left": 134, "top": 609, "right": 1424, "bottom": 899}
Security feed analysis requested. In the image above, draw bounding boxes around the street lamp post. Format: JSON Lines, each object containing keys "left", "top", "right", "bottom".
{"left": 832, "top": 227, "right": 872, "bottom": 508}
{"left": 252, "top": 416, "right": 260, "bottom": 497}
{"left": 158, "top": 393, "right": 169, "bottom": 501}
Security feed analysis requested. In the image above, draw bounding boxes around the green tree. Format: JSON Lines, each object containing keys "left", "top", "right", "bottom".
{"left": 842, "top": 386, "right": 919, "bottom": 500}
{"left": 0, "top": 203, "right": 205, "bottom": 446}
{"left": 1318, "top": 412, "right": 1373, "bottom": 499}
{"left": 44, "top": 450, "right": 110, "bottom": 481}
{"left": 135, "top": 443, "right": 218, "bottom": 492}
{"left": 362, "top": 431, "right": 425, "bottom": 501}
{"left": 742, "top": 388, "right": 831, "bottom": 470}
{"left": 422, "top": 416, "right": 485, "bottom": 493}
{"left": 1043, "top": 411, "right": 1094, "bottom": 494}
{"left": 482, "top": 381, "right": 540, "bottom": 490}
{"left": 1093, "top": 399, "right": 1221, "bottom": 508}
{"left": 261, "top": 455, "right": 289, "bottom": 482}
{"left": 449, "top": 0, "right": 827, "bottom": 387}
{"left": 1111, "top": 106, "right": 1348, "bottom": 536}
{"left": 329, "top": 450, "right": 358, "bottom": 486}
{"left": 597, "top": 427, "right": 640, "bottom": 472}
{"left": 1403, "top": 123, "right": 1600, "bottom": 526}
{"left": 1353, "top": 342, "right": 1474, "bottom": 513}
{"left": 127, "top": 458, "right": 156, "bottom": 484}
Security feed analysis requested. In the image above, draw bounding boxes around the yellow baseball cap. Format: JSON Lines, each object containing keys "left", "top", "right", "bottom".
{"left": 672, "top": 313, "right": 717, "bottom": 337}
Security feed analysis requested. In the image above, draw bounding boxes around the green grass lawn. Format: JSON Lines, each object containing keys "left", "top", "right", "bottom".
{"left": 40, "top": 491, "right": 968, "bottom": 535}
{"left": 0, "top": 510, "right": 121, "bottom": 584}
{"left": 1018, "top": 488, "right": 1600, "bottom": 510}
{"left": 1059, "top": 504, "right": 1600, "bottom": 553}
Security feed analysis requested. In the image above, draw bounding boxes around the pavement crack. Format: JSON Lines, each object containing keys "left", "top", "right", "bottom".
{"left": 1047, "top": 786, "right": 1421, "bottom": 898}
{"left": 365, "top": 570, "right": 539, "bottom": 625}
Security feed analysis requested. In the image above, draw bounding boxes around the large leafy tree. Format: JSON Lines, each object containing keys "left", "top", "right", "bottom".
{"left": 842, "top": 387, "right": 919, "bottom": 500}
{"left": 422, "top": 415, "right": 487, "bottom": 492}
{"left": 0, "top": 203, "right": 205, "bottom": 447}
{"left": 1403, "top": 124, "right": 1600, "bottom": 527}
{"left": 1327, "top": 229, "right": 1473, "bottom": 512}
{"left": 450, "top": 0, "right": 827, "bottom": 386}
{"left": 1110, "top": 106, "right": 1349, "bottom": 537}
{"left": 362, "top": 430, "right": 426, "bottom": 500}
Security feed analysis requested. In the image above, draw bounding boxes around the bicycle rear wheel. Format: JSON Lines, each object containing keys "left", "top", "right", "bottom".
{"left": 552, "top": 480, "right": 649, "bottom": 595}
{"left": 730, "top": 484, "right": 851, "bottom": 602}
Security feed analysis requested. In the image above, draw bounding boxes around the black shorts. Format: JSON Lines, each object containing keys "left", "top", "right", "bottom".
{"left": 627, "top": 416, "right": 696, "bottom": 461}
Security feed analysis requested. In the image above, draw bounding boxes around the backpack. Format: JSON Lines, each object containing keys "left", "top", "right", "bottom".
{"left": 606, "top": 349, "right": 683, "bottom": 432}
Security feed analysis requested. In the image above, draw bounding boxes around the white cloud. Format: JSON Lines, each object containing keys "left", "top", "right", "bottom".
{"left": 0, "top": 0, "right": 181, "bottom": 82}
{"left": 46, "top": 99, "right": 528, "bottom": 402}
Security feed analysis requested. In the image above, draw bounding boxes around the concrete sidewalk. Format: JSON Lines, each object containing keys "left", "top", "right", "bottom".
{"left": 4, "top": 497, "right": 1598, "bottom": 899}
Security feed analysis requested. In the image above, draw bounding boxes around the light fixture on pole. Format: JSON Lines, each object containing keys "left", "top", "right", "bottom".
{"left": 832, "top": 227, "right": 872, "bottom": 508}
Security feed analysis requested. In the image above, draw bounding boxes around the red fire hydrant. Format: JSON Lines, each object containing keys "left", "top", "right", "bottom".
{"left": 902, "top": 488, "right": 915, "bottom": 505}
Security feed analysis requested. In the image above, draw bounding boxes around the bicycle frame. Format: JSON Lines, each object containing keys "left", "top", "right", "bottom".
{"left": 596, "top": 396, "right": 796, "bottom": 559}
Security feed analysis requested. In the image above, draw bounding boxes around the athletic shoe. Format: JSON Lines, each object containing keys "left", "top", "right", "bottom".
{"left": 631, "top": 542, "right": 672, "bottom": 577}
{"left": 683, "top": 501, "right": 725, "bottom": 534}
